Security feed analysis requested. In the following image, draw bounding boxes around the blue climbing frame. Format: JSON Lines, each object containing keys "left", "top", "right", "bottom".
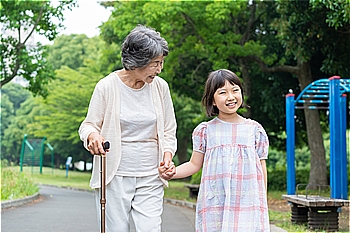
{"left": 285, "top": 76, "right": 350, "bottom": 199}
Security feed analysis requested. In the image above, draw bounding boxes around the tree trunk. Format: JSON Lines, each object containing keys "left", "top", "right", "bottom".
{"left": 297, "top": 61, "right": 328, "bottom": 186}
{"left": 177, "top": 136, "right": 189, "bottom": 165}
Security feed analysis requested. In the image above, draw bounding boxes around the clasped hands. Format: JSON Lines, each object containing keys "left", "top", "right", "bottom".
{"left": 158, "top": 161, "right": 176, "bottom": 180}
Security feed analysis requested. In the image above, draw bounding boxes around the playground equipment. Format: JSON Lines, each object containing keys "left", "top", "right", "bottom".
{"left": 285, "top": 76, "right": 349, "bottom": 199}
{"left": 283, "top": 76, "right": 350, "bottom": 231}
{"left": 19, "top": 134, "right": 54, "bottom": 174}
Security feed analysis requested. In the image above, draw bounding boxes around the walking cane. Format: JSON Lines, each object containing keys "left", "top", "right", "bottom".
{"left": 100, "top": 141, "right": 110, "bottom": 233}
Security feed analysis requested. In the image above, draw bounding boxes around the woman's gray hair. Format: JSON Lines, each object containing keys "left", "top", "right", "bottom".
{"left": 121, "top": 25, "right": 169, "bottom": 70}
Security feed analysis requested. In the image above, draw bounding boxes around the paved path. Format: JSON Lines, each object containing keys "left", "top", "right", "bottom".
{"left": 1, "top": 185, "right": 285, "bottom": 232}
{"left": 1, "top": 185, "right": 194, "bottom": 232}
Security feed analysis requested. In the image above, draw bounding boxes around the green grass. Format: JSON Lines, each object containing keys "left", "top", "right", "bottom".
{"left": 269, "top": 209, "right": 309, "bottom": 232}
{"left": 21, "top": 166, "right": 92, "bottom": 190}
{"left": 165, "top": 180, "right": 197, "bottom": 202}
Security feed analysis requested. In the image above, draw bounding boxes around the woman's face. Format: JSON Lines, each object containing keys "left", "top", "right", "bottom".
{"left": 213, "top": 80, "right": 242, "bottom": 117}
{"left": 135, "top": 55, "right": 164, "bottom": 84}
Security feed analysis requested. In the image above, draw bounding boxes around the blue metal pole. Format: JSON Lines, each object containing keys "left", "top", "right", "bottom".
{"left": 286, "top": 93, "right": 296, "bottom": 195}
{"left": 329, "top": 76, "right": 341, "bottom": 198}
{"left": 340, "top": 93, "right": 348, "bottom": 199}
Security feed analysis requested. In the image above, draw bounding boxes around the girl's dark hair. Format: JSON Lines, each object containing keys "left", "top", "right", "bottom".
{"left": 121, "top": 24, "right": 169, "bottom": 70}
{"left": 202, "top": 69, "right": 246, "bottom": 117}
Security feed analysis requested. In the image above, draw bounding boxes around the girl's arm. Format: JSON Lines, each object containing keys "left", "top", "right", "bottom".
{"left": 260, "top": 159, "right": 268, "bottom": 193}
{"left": 173, "top": 151, "right": 204, "bottom": 179}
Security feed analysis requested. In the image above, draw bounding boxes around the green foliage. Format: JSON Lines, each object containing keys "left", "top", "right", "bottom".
{"left": 1, "top": 82, "right": 31, "bottom": 110}
{"left": 267, "top": 147, "right": 312, "bottom": 171}
{"left": 32, "top": 66, "right": 103, "bottom": 144}
{"left": 29, "top": 65, "right": 104, "bottom": 165}
{"left": 100, "top": 1, "right": 266, "bottom": 101}
{"left": 1, "top": 34, "right": 106, "bottom": 167}
{"left": 0, "top": 94, "right": 14, "bottom": 136}
{"left": 172, "top": 93, "right": 207, "bottom": 163}
{"left": 190, "top": 168, "right": 202, "bottom": 184}
{"left": 267, "top": 168, "right": 310, "bottom": 191}
{"left": 272, "top": 0, "right": 349, "bottom": 76}
{"left": 310, "top": 0, "right": 350, "bottom": 29}
{"left": 46, "top": 34, "right": 106, "bottom": 71}
{"left": 1, "top": 166, "right": 39, "bottom": 201}
{"left": 249, "top": 72, "right": 305, "bottom": 151}
{"left": 1, "top": 85, "right": 36, "bottom": 164}
{"left": 0, "top": 0, "right": 77, "bottom": 96}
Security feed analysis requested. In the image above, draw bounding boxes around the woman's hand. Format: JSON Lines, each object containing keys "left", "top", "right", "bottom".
{"left": 87, "top": 132, "right": 109, "bottom": 155}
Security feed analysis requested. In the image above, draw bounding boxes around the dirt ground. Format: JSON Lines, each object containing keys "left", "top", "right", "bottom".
{"left": 268, "top": 199, "right": 350, "bottom": 232}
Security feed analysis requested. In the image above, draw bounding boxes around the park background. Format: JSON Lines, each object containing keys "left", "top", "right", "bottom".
{"left": 1, "top": 0, "right": 349, "bottom": 231}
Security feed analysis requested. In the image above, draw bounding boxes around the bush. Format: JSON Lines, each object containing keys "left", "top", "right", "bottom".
{"left": 1, "top": 167, "right": 39, "bottom": 201}
{"left": 268, "top": 168, "right": 311, "bottom": 191}
{"left": 1, "top": 159, "right": 9, "bottom": 167}
{"left": 190, "top": 168, "right": 202, "bottom": 184}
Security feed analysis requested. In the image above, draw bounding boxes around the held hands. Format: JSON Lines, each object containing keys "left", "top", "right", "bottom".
{"left": 158, "top": 160, "right": 176, "bottom": 180}
{"left": 87, "top": 132, "right": 109, "bottom": 155}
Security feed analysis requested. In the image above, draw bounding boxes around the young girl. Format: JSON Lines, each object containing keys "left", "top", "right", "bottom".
{"left": 159, "top": 69, "right": 270, "bottom": 232}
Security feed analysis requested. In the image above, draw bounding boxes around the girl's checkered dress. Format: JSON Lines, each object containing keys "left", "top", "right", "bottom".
{"left": 193, "top": 117, "right": 270, "bottom": 232}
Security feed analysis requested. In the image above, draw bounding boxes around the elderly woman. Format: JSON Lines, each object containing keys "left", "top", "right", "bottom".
{"left": 78, "top": 25, "right": 177, "bottom": 232}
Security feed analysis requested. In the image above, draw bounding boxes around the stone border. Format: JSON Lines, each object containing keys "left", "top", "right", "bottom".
{"left": 1, "top": 192, "right": 40, "bottom": 210}
{"left": 1, "top": 184, "right": 95, "bottom": 211}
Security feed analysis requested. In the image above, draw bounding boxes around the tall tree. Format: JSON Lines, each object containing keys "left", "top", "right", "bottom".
{"left": 250, "top": 0, "right": 349, "bottom": 185}
{"left": 0, "top": 0, "right": 76, "bottom": 97}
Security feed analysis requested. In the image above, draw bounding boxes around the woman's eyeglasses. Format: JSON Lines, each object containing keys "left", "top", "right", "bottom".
{"left": 148, "top": 60, "right": 164, "bottom": 69}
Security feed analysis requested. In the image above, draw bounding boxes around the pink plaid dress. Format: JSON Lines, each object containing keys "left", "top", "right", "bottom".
{"left": 193, "top": 117, "right": 270, "bottom": 232}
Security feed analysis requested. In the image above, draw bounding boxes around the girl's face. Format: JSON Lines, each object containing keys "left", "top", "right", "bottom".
{"left": 213, "top": 80, "right": 242, "bottom": 118}
{"left": 134, "top": 55, "right": 164, "bottom": 84}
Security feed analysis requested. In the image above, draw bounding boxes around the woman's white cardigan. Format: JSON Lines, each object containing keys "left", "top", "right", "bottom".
{"left": 78, "top": 72, "right": 177, "bottom": 188}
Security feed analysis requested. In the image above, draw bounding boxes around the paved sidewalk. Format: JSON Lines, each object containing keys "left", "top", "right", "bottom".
{"left": 1, "top": 185, "right": 286, "bottom": 232}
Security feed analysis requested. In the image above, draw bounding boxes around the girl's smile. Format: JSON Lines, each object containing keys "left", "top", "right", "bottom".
{"left": 213, "top": 80, "right": 243, "bottom": 122}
